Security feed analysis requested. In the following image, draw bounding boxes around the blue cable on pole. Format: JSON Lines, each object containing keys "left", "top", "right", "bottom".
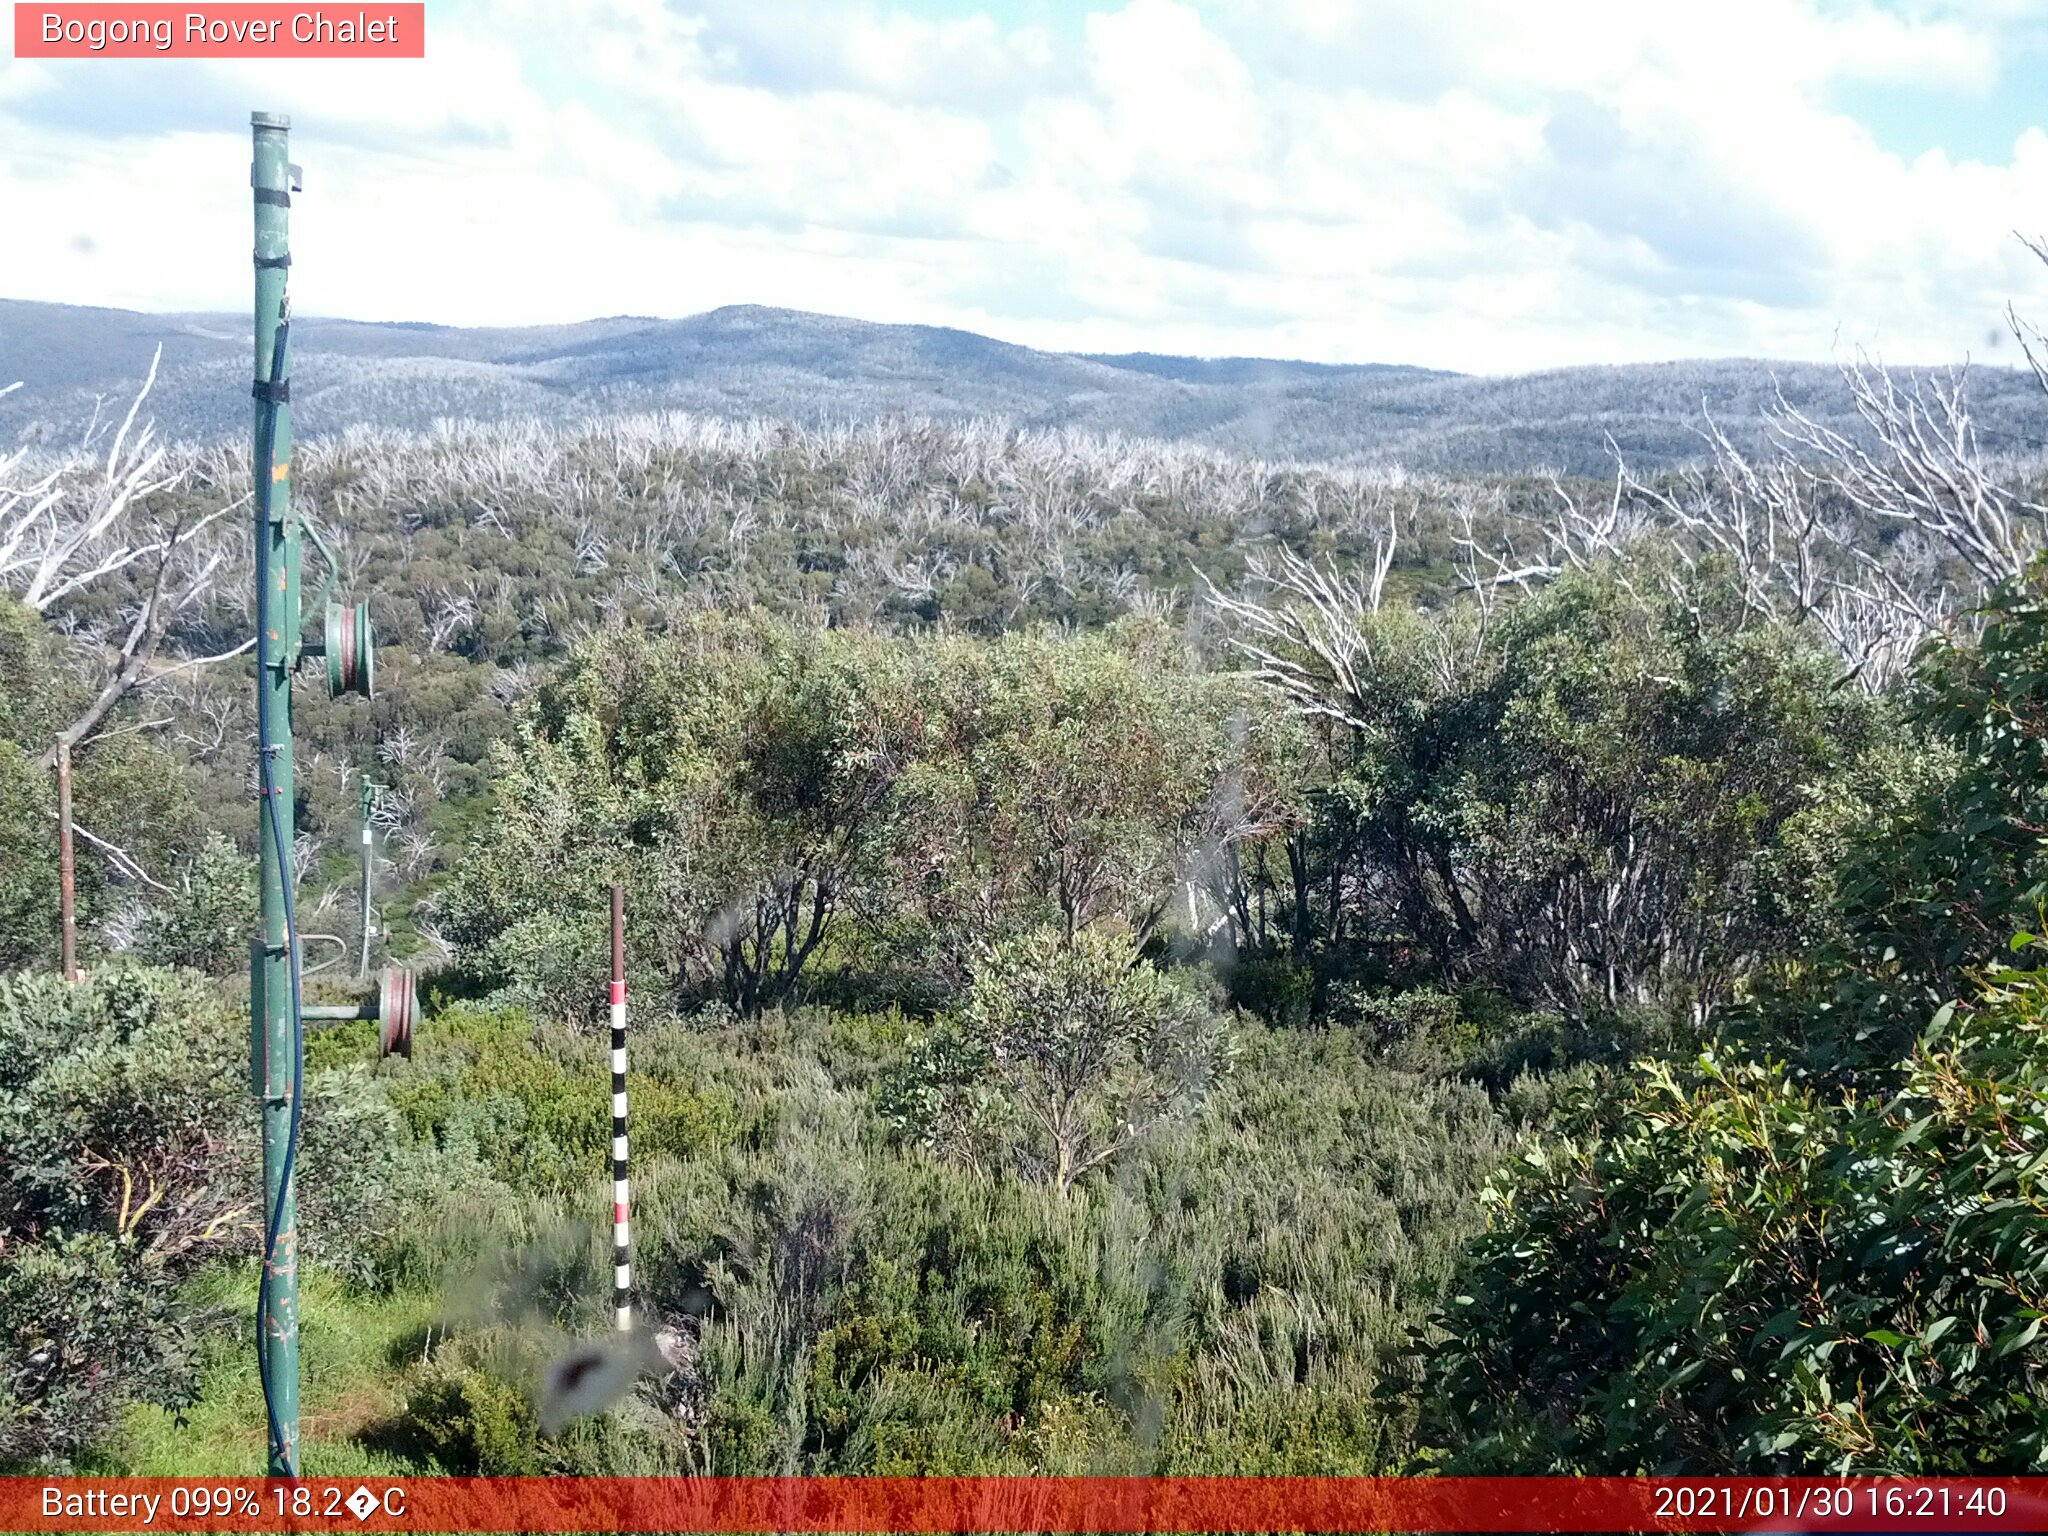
{"left": 252, "top": 312, "right": 304, "bottom": 1476}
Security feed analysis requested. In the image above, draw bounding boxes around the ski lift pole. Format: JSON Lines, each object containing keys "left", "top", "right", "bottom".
{"left": 250, "top": 108, "right": 302, "bottom": 1477}
{"left": 245, "top": 112, "right": 383, "bottom": 1473}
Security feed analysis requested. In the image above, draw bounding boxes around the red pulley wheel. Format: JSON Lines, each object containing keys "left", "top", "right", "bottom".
{"left": 378, "top": 966, "right": 415, "bottom": 1059}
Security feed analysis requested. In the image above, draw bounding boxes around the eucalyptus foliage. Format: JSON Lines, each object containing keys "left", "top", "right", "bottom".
{"left": 440, "top": 617, "right": 1272, "bottom": 1015}
{"left": 1418, "top": 958, "right": 2048, "bottom": 1473}
{"left": 885, "top": 928, "right": 1234, "bottom": 1194}
{"left": 1417, "top": 565, "right": 2048, "bottom": 1473}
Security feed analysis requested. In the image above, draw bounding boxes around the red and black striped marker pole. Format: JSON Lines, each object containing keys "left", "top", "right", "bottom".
{"left": 609, "top": 884, "right": 631, "bottom": 1333}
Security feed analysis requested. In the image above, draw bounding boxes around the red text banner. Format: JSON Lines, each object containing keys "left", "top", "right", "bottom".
{"left": 7, "top": 1477, "right": 2048, "bottom": 1533}
{"left": 13, "top": 5, "right": 425, "bottom": 58}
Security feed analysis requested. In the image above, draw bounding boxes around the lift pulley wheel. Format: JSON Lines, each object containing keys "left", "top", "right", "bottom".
{"left": 325, "top": 600, "right": 374, "bottom": 699}
{"left": 378, "top": 965, "right": 415, "bottom": 1059}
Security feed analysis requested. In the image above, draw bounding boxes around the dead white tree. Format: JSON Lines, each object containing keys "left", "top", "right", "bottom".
{"left": 1458, "top": 328, "right": 2046, "bottom": 695}
{"left": 1624, "top": 352, "right": 2037, "bottom": 692}
{"left": 1211, "top": 238, "right": 2048, "bottom": 723}
{"left": 0, "top": 354, "right": 245, "bottom": 971}
{"left": 4, "top": 350, "right": 187, "bottom": 608}
{"left": 2, "top": 352, "right": 247, "bottom": 766}
{"left": 1197, "top": 512, "right": 1398, "bottom": 731}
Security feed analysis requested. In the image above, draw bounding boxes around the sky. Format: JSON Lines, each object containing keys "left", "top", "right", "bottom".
{"left": 4, "top": 0, "right": 2048, "bottom": 373}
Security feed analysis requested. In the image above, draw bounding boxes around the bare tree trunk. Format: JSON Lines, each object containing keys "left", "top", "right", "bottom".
{"left": 35, "top": 576, "right": 170, "bottom": 773}
{"left": 56, "top": 739, "right": 77, "bottom": 982}
{"left": 1286, "top": 832, "right": 1311, "bottom": 958}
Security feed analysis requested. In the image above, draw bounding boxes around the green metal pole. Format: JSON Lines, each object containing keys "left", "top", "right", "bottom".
{"left": 251, "top": 109, "right": 300, "bottom": 1478}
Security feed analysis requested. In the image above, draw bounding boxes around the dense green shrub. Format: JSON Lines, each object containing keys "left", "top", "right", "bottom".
{"left": 0, "top": 966, "right": 434, "bottom": 1465}
{"left": 1238, "top": 560, "right": 1903, "bottom": 1016}
{"left": 1415, "top": 956, "right": 2048, "bottom": 1472}
{"left": 0, "top": 741, "right": 60, "bottom": 972}
{"left": 1754, "top": 564, "right": 2048, "bottom": 1073}
{"left": 434, "top": 615, "right": 963, "bottom": 1016}
{"left": 438, "top": 617, "right": 1287, "bottom": 1016}
{"left": 357, "top": 1001, "right": 1507, "bottom": 1476}
{"left": 388, "top": 1360, "right": 547, "bottom": 1475}
{"left": 1331, "top": 987, "right": 1470, "bottom": 1068}
{"left": 1225, "top": 956, "right": 1315, "bottom": 1029}
{"left": 0, "top": 595, "right": 206, "bottom": 973}
{"left": 0, "top": 1232, "right": 216, "bottom": 1471}
{"left": 883, "top": 929, "right": 1234, "bottom": 1194}
{"left": 1411, "top": 566, "right": 2048, "bottom": 1473}
{"left": 136, "top": 833, "right": 258, "bottom": 977}
{"left": 624, "top": 1011, "right": 1500, "bottom": 1473}
{"left": 384, "top": 1003, "right": 736, "bottom": 1198}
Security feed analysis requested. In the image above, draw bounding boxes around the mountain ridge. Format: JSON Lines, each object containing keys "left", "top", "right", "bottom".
{"left": 2, "top": 296, "right": 2040, "bottom": 474}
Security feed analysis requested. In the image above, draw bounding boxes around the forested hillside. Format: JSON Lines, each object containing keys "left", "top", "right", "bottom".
{"left": 8, "top": 296, "right": 2048, "bottom": 474}
{"left": 5, "top": 336, "right": 2048, "bottom": 1475}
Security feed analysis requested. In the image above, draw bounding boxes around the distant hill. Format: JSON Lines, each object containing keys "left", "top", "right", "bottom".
{"left": 2, "top": 297, "right": 2041, "bottom": 475}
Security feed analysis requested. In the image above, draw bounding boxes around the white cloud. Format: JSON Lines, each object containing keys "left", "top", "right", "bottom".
{"left": 2, "top": 0, "right": 2045, "bottom": 371}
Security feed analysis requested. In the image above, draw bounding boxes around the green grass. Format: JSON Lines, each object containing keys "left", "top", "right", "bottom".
{"left": 99, "top": 1265, "right": 442, "bottom": 1477}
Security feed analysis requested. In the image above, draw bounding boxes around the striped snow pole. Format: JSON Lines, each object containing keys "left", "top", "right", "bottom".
{"left": 609, "top": 884, "right": 631, "bottom": 1333}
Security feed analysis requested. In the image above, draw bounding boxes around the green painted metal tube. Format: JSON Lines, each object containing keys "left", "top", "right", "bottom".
{"left": 302, "top": 1002, "right": 376, "bottom": 1021}
{"left": 250, "top": 108, "right": 300, "bottom": 1478}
